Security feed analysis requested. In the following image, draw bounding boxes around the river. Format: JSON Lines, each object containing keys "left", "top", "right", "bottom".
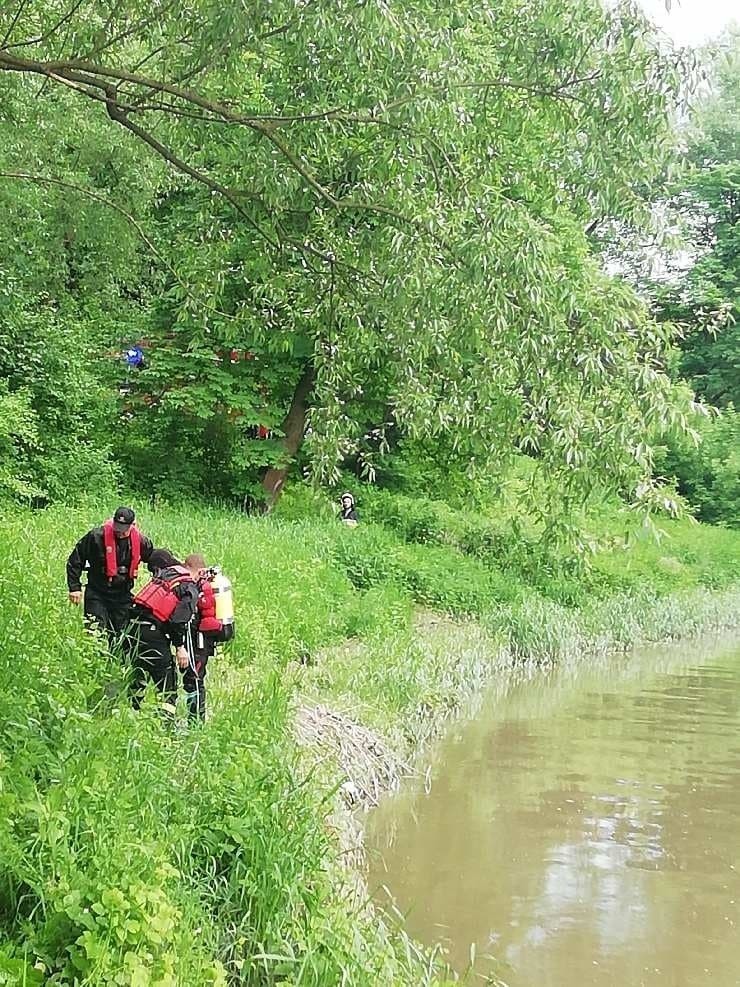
{"left": 366, "top": 638, "right": 740, "bottom": 986}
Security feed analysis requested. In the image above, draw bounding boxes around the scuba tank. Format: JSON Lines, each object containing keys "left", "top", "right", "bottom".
{"left": 208, "top": 567, "right": 235, "bottom": 640}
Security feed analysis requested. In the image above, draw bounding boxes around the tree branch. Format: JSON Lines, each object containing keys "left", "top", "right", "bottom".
{"left": 99, "top": 85, "right": 364, "bottom": 273}
{"left": 379, "top": 72, "right": 602, "bottom": 114}
{"left": 0, "top": 52, "right": 420, "bottom": 263}
{"left": 1, "top": 50, "right": 586, "bottom": 263}
{"left": 103, "top": 92, "right": 284, "bottom": 254}
{"left": 79, "top": 0, "right": 180, "bottom": 62}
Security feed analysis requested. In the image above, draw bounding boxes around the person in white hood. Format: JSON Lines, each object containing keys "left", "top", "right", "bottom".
{"left": 339, "top": 492, "right": 359, "bottom": 526}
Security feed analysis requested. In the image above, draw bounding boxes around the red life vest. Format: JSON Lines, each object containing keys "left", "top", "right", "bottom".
{"left": 196, "top": 578, "right": 222, "bottom": 635}
{"left": 133, "top": 565, "right": 193, "bottom": 622}
{"left": 103, "top": 521, "right": 141, "bottom": 582}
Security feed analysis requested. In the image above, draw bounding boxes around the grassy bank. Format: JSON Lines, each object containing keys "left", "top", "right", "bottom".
{"left": 1, "top": 497, "right": 739, "bottom": 985}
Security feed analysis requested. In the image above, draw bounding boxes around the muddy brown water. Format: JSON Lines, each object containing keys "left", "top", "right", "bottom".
{"left": 366, "top": 639, "right": 740, "bottom": 986}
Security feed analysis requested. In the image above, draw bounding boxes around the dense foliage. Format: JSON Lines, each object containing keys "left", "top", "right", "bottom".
{"left": 0, "top": 8, "right": 738, "bottom": 982}
{"left": 657, "top": 31, "right": 739, "bottom": 409}
{"left": 0, "top": 0, "right": 701, "bottom": 511}
{"left": 655, "top": 411, "right": 740, "bottom": 528}
{"left": 645, "top": 31, "right": 739, "bottom": 527}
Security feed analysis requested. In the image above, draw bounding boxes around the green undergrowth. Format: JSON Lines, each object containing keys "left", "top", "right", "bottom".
{"left": 0, "top": 496, "right": 739, "bottom": 985}
{"left": 355, "top": 487, "right": 740, "bottom": 604}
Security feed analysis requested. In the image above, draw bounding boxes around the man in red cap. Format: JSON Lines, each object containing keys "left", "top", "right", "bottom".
{"left": 66, "top": 506, "right": 154, "bottom": 644}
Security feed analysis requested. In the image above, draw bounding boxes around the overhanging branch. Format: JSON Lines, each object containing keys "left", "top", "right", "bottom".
{"left": 0, "top": 50, "right": 600, "bottom": 267}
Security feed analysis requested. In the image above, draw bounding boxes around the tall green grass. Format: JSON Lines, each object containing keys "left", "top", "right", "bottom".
{"left": 0, "top": 507, "right": 446, "bottom": 984}
{"left": 0, "top": 498, "right": 738, "bottom": 985}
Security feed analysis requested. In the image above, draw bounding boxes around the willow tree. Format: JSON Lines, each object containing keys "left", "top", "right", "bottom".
{"left": 0, "top": 0, "right": 694, "bottom": 511}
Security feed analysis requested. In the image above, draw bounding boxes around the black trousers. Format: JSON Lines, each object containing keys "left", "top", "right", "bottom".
{"left": 182, "top": 654, "right": 209, "bottom": 721}
{"left": 123, "top": 618, "right": 177, "bottom": 711}
{"left": 84, "top": 588, "right": 131, "bottom": 647}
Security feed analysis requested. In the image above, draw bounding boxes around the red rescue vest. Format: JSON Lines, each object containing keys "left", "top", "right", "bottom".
{"left": 103, "top": 521, "right": 141, "bottom": 582}
{"left": 133, "top": 565, "right": 193, "bottom": 622}
{"left": 196, "top": 578, "right": 222, "bottom": 635}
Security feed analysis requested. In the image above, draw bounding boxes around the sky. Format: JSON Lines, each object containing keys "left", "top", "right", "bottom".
{"left": 637, "top": 0, "right": 738, "bottom": 47}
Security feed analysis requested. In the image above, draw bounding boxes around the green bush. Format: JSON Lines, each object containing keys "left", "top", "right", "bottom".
{"left": 656, "top": 407, "right": 740, "bottom": 528}
{"left": 0, "top": 385, "right": 43, "bottom": 500}
{"left": 328, "top": 519, "right": 525, "bottom": 613}
{"left": 327, "top": 486, "right": 740, "bottom": 613}
{"left": 0, "top": 305, "right": 120, "bottom": 506}
{"left": 590, "top": 515, "right": 740, "bottom": 597}
{"left": 391, "top": 543, "right": 524, "bottom": 613}
{"left": 360, "top": 490, "right": 460, "bottom": 546}
{"left": 360, "top": 488, "right": 545, "bottom": 573}
{"left": 272, "top": 482, "right": 336, "bottom": 522}
{"left": 329, "top": 523, "right": 406, "bottom": 590}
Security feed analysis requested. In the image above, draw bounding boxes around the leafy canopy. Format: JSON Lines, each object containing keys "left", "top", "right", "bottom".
{"left": 0, "top": 0, "right": 696, "bottom": 510}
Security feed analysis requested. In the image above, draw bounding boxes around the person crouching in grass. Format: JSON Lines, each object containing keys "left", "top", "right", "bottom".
{"left": 123, "top": 549, "right": 198, "bottom": 715}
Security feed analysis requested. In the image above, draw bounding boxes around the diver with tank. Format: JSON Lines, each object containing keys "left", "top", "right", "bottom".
{"left": 179, "top": 553, "right": 234, "bottom": 722}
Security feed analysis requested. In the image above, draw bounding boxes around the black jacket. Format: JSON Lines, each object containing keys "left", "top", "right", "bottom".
{"left": 66, "top": 526, "right": 154, "bottom": 599}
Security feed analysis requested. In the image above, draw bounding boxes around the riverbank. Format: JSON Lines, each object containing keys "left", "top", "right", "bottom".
{"left": 0, "top": 499, "right": 738, "bottom": 984}
{"left": 292, "top": 585, "right": 740, "bottom": 817}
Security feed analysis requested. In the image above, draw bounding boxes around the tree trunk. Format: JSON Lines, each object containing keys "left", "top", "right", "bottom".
{"left": 261, "top": 365, "right": 315, "bottom": 510}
